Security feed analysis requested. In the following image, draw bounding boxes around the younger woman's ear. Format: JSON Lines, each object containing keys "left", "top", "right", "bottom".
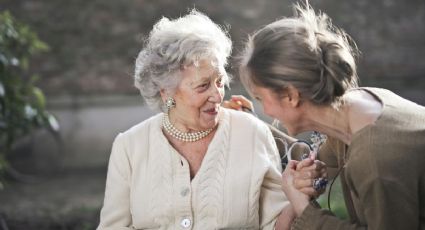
{"left": 286, "top": 85, "right": 301, "bottom": 108}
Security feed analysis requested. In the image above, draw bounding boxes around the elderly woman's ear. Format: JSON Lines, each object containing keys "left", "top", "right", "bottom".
{"left": 159, "top": 89, "right": 167, "bottom": 102}
{"left": 160, "top": 89, "right": 175, "bottom": 102}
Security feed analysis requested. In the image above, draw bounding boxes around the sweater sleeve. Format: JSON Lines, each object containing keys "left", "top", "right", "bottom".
{"left": 97, "top": 134, "right": 134, "bottom": 230}
{"left": 258, "top": 124, "right": 288, "bottom": 230}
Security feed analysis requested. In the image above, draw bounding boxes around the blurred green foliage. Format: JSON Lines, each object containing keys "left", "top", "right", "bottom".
{"left": 0, "top": 11, "right": 59, "bottom": 189}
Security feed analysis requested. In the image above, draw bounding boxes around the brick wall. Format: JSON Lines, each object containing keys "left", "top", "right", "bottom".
{"left": 2, "top": 0, "right": 424, "bottom": 103}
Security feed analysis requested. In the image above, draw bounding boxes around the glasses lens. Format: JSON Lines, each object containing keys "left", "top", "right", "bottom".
{"left": 281, "top": 141, "right": 312, "bottom": 169}
{"left": 288, "top": 141, "right": 312, "bottom": 161}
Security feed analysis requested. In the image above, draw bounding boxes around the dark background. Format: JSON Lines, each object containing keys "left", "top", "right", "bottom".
{"left": 2, "top": 0, "right": 425, "bottom": 101}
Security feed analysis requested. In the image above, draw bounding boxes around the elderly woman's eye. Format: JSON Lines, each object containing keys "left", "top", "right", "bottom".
{"left": 216, "top": 78, "right": 224, "bottom": 87}
{"left": 198, "top": 83, "right": 209, "bottom": 90}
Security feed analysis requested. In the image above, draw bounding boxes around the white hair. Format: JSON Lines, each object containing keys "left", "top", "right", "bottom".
{"left": 134, "top": 10, "right": 232, "bottom": 112}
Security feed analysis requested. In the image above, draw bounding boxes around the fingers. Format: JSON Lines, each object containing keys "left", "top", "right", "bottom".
{"left": 293, "top": 177, "right": 314, "bottom": 190}
{"left": 231, "top": 95, "right": 254, "bottom": 111}
{"left": 320, "top": 168, "right": 328, "bottom": 179}
{"left": 295, "top": 160, "right": 327, "bottom": 183}
{"left": 286, "top": 160, "right": 298, "bottom": 171}
{"left": 315, "top": 161, "right": 327, "bottom": 178}
{"left": 294, "top": 168, "right": 325, "bottom": 180}
{"left": 294, "top": 176, "right": 327, "bottom": 197}
{"left": 223, "top": 95, "right": 255, "bottom": 113}
{"left": 281, "top": 160, "right": 299, "bottom": 193}
{"left": 282, "top": 160, "right": 298, "bottom": 185}
{"left": 222, "top": 100, "right": 243, "bottom": 111}
{"left": 314, "top": 160, "right": 326, "bottom": 169}
{"left": 309, "top": 151, "right": 317, "bottom": 160}
{"left": 293, "top": 176, "right": 325, "bottom": 197}
{"left": 293, "top": 159, "right": 328, "bottom": 198}
{"left": 297, "top": 159, "right": 326, "bottom": 172}
{"left": 295, "top": 157, "right": 314, "bottom": 171}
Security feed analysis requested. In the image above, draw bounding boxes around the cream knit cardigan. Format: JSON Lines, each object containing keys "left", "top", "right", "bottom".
{"left": 97, "top": 108, "right": 288, "bottom": 230}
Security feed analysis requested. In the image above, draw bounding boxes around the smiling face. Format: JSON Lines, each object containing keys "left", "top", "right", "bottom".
{"left": 251, "top": 85, "right": 304, "bottom": 135}
{"left": 166, "top": 59, "right": 227, "bottom": 132}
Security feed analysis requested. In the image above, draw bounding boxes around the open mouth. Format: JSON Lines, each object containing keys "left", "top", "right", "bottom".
{"left": 204, "top": 107, "right": 219, "bottom": 115}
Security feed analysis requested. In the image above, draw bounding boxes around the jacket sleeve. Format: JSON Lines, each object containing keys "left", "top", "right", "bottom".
{"left": 291, "top": 172, "right": 419, "bottom": 230}
{"left": 291, "top": 202, "right": 365, "bottom": 230}
{"left": 346, "top": 131, "right": 420, "bottom": 230}
{"left": 292, "top": 132, "right": 420, "bottom": 230}
{"left": 97, "top": 134, "right": 134, "bottom": 230}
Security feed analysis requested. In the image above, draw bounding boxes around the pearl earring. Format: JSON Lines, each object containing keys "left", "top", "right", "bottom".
{"left": 165, "top": 97, "right": 176, "bottom": 111}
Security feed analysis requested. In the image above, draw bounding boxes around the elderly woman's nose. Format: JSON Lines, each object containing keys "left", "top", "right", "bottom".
{"left": 209, "top": 85, "right": 223, "bottom": 102}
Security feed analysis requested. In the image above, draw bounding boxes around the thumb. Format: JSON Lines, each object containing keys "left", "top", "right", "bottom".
{"left": 287, "top": 160, "right": 298, "bottom": 170}
{"left": 309, "top": 151, "right": 317, "bottom": 160}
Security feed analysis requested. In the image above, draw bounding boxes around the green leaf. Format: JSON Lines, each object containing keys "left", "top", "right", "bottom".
{"left": 32, "top": 86, "right": 46, "bottom": 109}
{"left": 33, "top": 39, "right": 49, "bottom": 53}
{"left": 0, "top": 10, "right": 55, "bottom": 188}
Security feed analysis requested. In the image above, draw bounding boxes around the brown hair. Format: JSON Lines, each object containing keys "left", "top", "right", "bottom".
{"left": 240, "top": 3, "right": 359, "bottom": 106}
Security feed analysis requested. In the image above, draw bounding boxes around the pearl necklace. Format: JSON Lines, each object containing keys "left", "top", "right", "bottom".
{"left": 162, "top": 113, "right": 214, "bottom": 142}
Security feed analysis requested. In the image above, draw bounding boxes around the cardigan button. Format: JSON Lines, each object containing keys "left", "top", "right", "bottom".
{"left": 180, "top": 217, "right": 192, "bottom": 228}
{"left": 181, "top": 187, "right": 190, "bottom": 197}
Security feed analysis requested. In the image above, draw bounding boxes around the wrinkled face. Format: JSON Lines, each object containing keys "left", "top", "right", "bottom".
{"left": 168, "top": 59, "right": 227, "bottom": 131}
{"left": 251, "top": 86, "right": 301, "bottom": 135}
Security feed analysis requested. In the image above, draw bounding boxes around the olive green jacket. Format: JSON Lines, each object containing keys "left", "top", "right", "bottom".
{"left": 292, "top": 88, "right": 425, "bottom": 230}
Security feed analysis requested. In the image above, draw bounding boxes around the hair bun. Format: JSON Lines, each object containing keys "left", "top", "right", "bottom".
{"left": 312, "top": 38, "right": 357, "bottom": 104}
{"left": 239, "top": 2, "right": 359, "bottom": 107}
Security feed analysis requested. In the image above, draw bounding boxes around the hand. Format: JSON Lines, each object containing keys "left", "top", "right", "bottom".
{"left": 222, "top": 95, "right": 254, "bottom": 112}
{"left": 281, "top": 160, "right": 310, "bottom": 217}
{"left": 293, "top": 154, "right": 327, "bottom": 198}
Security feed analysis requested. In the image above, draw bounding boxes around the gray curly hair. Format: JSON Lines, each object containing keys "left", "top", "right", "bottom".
{"left": 134, "top": 10, "right": 232, "bottom": 112}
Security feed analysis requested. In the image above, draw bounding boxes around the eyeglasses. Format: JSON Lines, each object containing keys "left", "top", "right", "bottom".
{"left": 279, "top": 132, "right": 346, "bottom": 214}
{"left": 279, "top": 139, "right": 313, "bottom": 169}
{"left": 279, "top": 131, "right": 327, "bottom": 169}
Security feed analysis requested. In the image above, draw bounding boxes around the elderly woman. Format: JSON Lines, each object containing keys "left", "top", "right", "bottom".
{"left": 97, "top": 10, "right": 324, "bottom": 230}
{"left": 239, "top": 3, "right": 425, "bottom": 230}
